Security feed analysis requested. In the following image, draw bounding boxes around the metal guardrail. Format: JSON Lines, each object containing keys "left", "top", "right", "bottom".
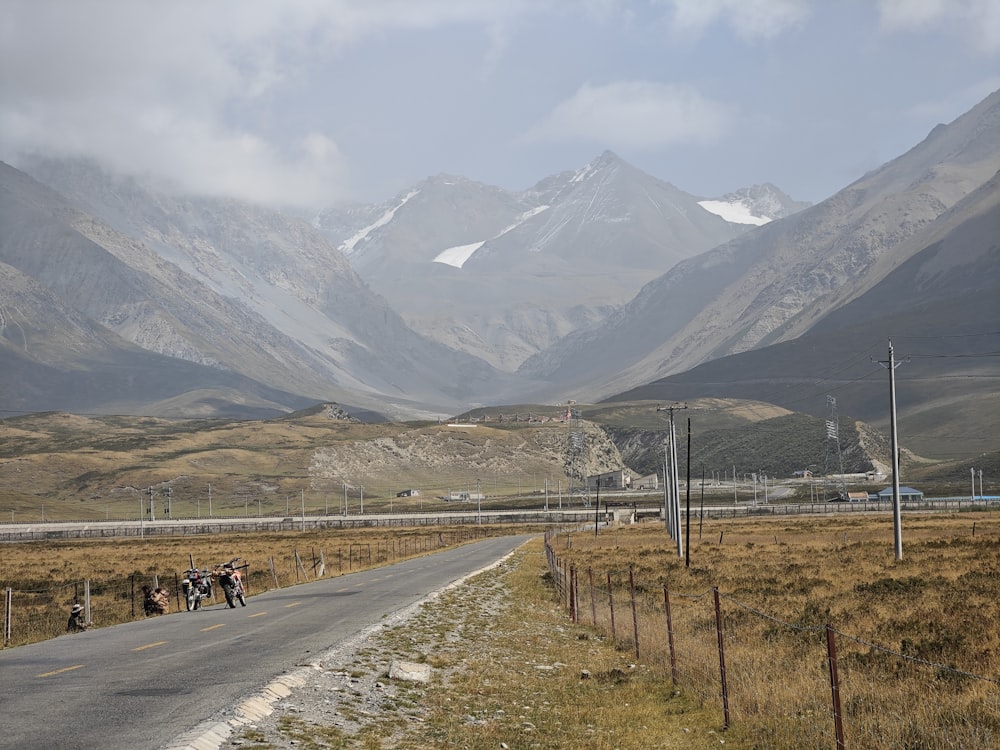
{"left": 0, "top": 498, "right": 995, "bottom": 541}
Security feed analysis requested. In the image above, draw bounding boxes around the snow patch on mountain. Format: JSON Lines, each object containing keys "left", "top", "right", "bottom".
{"left": 433, "top": 205, "right": 550, "bottom": 269}
{"left": 339, "top": 190, "right": 419, "bottom": 254}
{"left": 434, "top": 241, "right": 485, "bottom": 268}
{"left": 698, "top": 199, "right": 772, "bottom": 225}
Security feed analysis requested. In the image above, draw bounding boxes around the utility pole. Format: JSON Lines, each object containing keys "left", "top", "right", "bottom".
{"left": 972, "top": 467, "right": 976, "bottom": 502}
{"left": 657, "top": 404, "right": 686, "bottom": 558}
{"left": 148, "top": 486, "right": 155, "bottom": 522}
{"left": 685, "top": 417, "right": 691, "bottom": 568}
{"left": 594, "top": 478, "right": 600, "bottom": 537}
{"left": 876, "top": 340, "right": 906, "bottom": 561}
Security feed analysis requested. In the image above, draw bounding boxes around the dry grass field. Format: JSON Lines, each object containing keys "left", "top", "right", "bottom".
{"left": 544, "top": 512, "right": 1000, "bottom": 748}
{"left": 4, "top": 512, "right": 997, "bottom": 748}
{"left": 213, "top": 512, "right": 998, "bottom": 749}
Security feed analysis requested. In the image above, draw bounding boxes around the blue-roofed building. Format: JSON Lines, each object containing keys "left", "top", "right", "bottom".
{"left": 878, "top": 486, "right": 924, "bottom": 502}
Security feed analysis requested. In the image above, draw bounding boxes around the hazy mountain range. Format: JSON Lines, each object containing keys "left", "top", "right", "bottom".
{"left": 1, "top": 88, "right": 998, "bottom": 458}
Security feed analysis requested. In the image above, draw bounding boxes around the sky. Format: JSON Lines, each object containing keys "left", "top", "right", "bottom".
{"left": 2, "top": 1, "right": 998, "bottom": 210}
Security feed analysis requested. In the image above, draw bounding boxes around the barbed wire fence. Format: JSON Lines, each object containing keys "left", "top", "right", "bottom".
{"left": 2, "top": 527, "right": 489, "bottom": 648}
{"left": 544, "top": 529, "right": 999, "bottom": 749}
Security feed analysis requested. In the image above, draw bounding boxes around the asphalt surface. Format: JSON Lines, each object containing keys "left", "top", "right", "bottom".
{"left": 0, "top": 534, "right": 532, "bottom": 750}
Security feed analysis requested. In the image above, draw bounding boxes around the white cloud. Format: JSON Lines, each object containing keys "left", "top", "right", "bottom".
{"left": 0, "top": 0, "right": 557, "bottom": 208}
{"left": 878, "top": 0, "right": 1000, "bottom": 55}
{"left": 663, "top": 0, "right": 809, "bottom": 41}
{"left": 521, "top": 81, "right": 734, "bottom": 150}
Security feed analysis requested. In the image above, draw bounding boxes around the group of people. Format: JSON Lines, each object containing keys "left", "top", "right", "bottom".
{"left": 66, "top": 585, "right": 170, "bottom": 632}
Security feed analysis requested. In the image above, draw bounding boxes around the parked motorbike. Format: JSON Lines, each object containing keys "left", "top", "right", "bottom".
{"left": 181, "top": 568, "right": 213, "bottom": 611}
{"left": 214, "top": 557, "right": 247, "bottom": 608}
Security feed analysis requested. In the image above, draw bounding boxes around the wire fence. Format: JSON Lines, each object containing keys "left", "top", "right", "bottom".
{"left": 2, "top": 527, "right": 489, "bottom": 648}
{"left": 543, "top": 529, "right": 999, "bottom": 749}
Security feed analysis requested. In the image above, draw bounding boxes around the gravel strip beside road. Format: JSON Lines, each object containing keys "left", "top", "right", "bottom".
{"left": 174, "top": 550, "right": 519, "bottom": 749}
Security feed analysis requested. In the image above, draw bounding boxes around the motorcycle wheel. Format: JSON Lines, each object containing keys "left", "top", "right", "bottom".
{"left": 238, "top": 591, "right": 246, "bottom": 606}
{"left": 193, "top": 595, "right": 201, "bottom": 611}
{"left": 223, "top": 584, "right": 235, "bottom": 608}
{"left": 186, "top": 592, "right": 195, "bottom": 612}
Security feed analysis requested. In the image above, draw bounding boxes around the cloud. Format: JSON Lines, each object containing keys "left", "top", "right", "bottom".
{"left": 878, "top": 0, "right": 1000, "bottom": 55}
{"left": 0, "top": 0, "right": 556, "bottom": 208}
{"left": 662, "top": 0, "right": 809, "bottom": 41}
{"left": 520, "top": 81, "right": 734, "bottom": 150}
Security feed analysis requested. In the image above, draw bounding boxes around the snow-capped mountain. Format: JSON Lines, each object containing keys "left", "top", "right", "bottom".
{"left": 517, "top": 88, "right": 1000, "bottom": 417}
{"left": 314, "top": 151, "right": 755, "bottom": 370}
{"left": 1, "top": 159, "right": 512, "bottom": 419}
{"left": 7, "top": 81, "right": 995, "bottom": 439}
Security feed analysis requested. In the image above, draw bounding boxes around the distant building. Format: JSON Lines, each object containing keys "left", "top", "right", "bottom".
{"left": 877, "top": 486, "right": 924, "bottom": 502}
{"left": 632, "top": 473, "right": 659, "bottom": 490}
{"left": 396, "top": 489, "right": 420, "bottom": 498}
{"left": 586, "top": 469, "right": 631, "bottom": 491}
{"left": 448, "top": 491, "right": 485, "bottom": 502}
{"left": 846, "top": 492, "right": 869, "bottom": 502}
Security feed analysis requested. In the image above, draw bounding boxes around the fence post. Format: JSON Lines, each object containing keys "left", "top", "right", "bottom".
{"left": 713, "top": 588, "right": 731, "bottom": 730}
{"left": 629, "top": 565, "right": 640, "bottom": 659}
{"left": 574, "top": 567, "right": 581, "bottom": 623}
{"left": 294, "top": 549, "right": 309, "bottom": 581}
{"left": 4, "top": 587, "right": 11, "bottom": 645}
{"left": 826, "top": 625, "right": 847, "bottom": 750}
{"left": 588, "top": 568, "right": 597, "bottom": 626}
{"left": 84, "top": 580, "right": 91, "bottom": 626}
{"left": 268, "top": 556, "right": 279, "bottom": 589}
{"left": 569, "top": 565, "right": 577, "bottom": 622}
{"left": 607, "top": 572, "right": 616, "bottom": 642}
{"left": 664, "top": 584, "right": 678, "bottom": 685}
{"left": 130, "top": 574, "right": 136, "bottom": 619}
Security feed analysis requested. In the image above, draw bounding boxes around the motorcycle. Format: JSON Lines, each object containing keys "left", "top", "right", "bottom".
{"left": 214, "top": 557, "right": 247, "bottom": 608}
{"left": 181, "top": 568, "right": 213, "bottom": 611}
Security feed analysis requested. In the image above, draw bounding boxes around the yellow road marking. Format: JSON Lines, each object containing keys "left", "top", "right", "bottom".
{"left": 248, "top": 611, "right": 267, "bottom": 618}
{"left": 201, "top": 623, "right": 226, "bottom": 632}
{"left": 37, "top": 664, "right": 84, "bottom": 678}
{"left": 284, "top": 602, "right": 301, "bottom": 608}
{"left": 132, "top": 641, "right": 168, "bottom": 652}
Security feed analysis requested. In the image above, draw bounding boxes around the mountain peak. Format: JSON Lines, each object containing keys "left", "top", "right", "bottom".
{"left": 698, "top": 183, "right": 810, "bottom": 225}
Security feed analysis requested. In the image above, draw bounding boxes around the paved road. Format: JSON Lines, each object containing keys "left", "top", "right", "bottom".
{"left": 0, "top": 534, "right": 532, "bottom": 750}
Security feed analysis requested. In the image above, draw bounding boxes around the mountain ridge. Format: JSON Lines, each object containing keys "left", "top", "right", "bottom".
{"left": 2, "top": 89, "right": 997, "bottom": 463}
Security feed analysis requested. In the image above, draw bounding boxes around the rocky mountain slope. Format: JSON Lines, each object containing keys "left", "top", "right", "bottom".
{"left": 315, "top": 151, "right": 757, "bottom": 369}
{"left": 518, "top": 89, "right": 1000, "bottom": 410}
{"left": 611, "top": 169, "right": 1000, "bottom": 458}
{"left": 2, "top": 88, "right": 997, "bottom": 453}
{"left": 2, "top": 160, "right": 512, "bottom": 419}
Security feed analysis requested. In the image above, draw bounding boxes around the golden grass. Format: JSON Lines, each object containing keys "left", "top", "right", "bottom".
{"left": 546, "top": 513, "right": 1000, "bottom": 748}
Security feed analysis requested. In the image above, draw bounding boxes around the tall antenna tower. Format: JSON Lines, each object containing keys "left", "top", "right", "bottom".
{"left": 566, "top": 401, "right": 590, "bottom": 507}
{"left": 823, "top": 395, "right": 847, "bottom": 501}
